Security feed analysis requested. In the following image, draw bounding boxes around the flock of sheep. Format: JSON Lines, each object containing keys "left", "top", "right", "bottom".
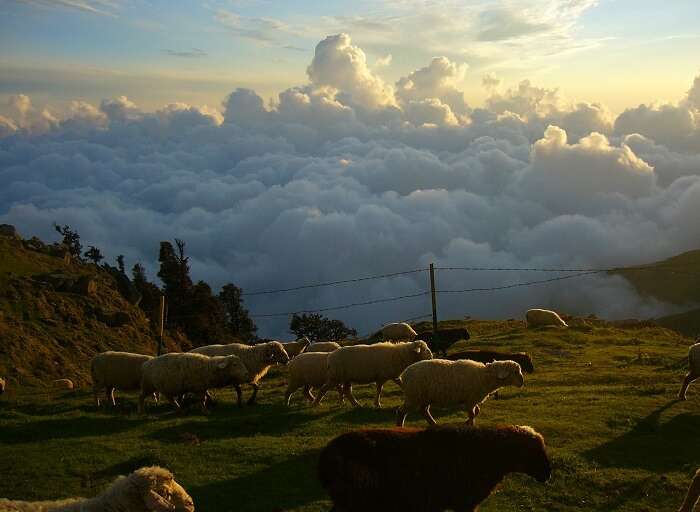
{"left": 2, "top": 308, "right": 700, "bottom": 511}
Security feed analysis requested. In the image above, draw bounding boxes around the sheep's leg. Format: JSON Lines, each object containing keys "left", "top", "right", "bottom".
{"left": 493, "top": 390, "right": 500, "bottom": 400}
{"left": 247, "top": 383, "right": 259, "bottom": 406}
{"left": 284, "top": 384, "right": 300, "bottom": 406}
{"left": 336, "top": 385, "right": 345, "bottom": 404}
{"left": 303, "top": 385, "right": 316, "bottom": 402}
{"left": 93, "top": 386, "right": 101, "bottom": 407}
{"left": 421, "top": 405, "right": 437, "bottom": 426}
{"left": 153, "top": 392, "right": 160, "bottom": 405}
{"left": 234, "top": 384, "right": 243, "bottom": 408}
{"left": 679, "top": 470, "right": 700, "bottom": 512}
{"left": 345, "top": 383, "right": 361, "bottom": 407}
{"left": 312, "top": 384, "right": 331, "bottom": 407}
{"left": 374, "top": 381, "right": 385, "bottom": 408}
{"left": 678, "top": 372, "right": 698, "bottom": 400}
{"left": 392, "top": 377, "right": 402, "bottom": 387}
{"left": 466, "top": 405, "right": 480, "bottom": 425}
{"left": 138, "top": 392, "right": 147, "bottom": 414}
{"left": 108, "top": 387, "right": 116, "bottom": 406}
{"left": 396, "top": 405, "right": 408, "bottom": 427}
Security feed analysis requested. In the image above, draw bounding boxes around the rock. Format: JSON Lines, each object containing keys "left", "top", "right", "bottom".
{"left": 0, "top": 224, "right": 21, "bottom": 239}
{"left": 72, "top": 276, "right": 97, "bottom": 296}
{"left": 108, "top": 311, "right": 131, "bottom": 327}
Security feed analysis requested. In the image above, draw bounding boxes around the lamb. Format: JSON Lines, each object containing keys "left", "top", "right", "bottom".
{"left": 0, "top": 377, "right": 5, "bottom": 395}
{"left": 418, "top": 327, "right": 471, "bottom": 356}
{"left": 0, "top": 465, "right": 194, "bottom": 511}
{"left": 284, "top": 352, "right": 343, "bottom": 405}
{"left": 139, "top": 352, "right": 249, "bottom": 414}
{"left": 679, "top": 468, "right": 700, "bottom": 512}
{"left": 678, "top": 340, "right": 700, "bottom": 400}
{"left": 525, "top": 308, "right": 568, "bottom": 328}
{"left": 306, "top": 341, "right": 341, "bottom": 353}
{"left": 281, "top": 336, "right": 311, "bottom": 358}
{"left": 312, "top": 341, "right": 433, "bottom": 408}
{"left": 189, "top": 341, "right": 289, "bottom": 406}
{"left": 91, "top": 351, "right": 154, "bottom": 407}
{"left": 318, "top": 423, "right": 551, "bottom": 512}
{"left": 397, "top": 359, "right": 524, "bottom": 426}
{"left": 449, "top": 350, "right": 534, "bottom": 373}
{"left": 374, "top": 322, "right": 418, "bottom": 342}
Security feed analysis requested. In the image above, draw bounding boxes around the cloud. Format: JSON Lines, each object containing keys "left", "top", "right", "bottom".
{"left": 15, "top": 0, "right": 120, "bottom": 16}
{"left": 1, "top": 39, "right": 699, "bottom": 338}
{"left": 215, "top": 10, "right": 291, "bottom": 44}
{"left": 162, "top": 48, "right": 208, "bottom": 58}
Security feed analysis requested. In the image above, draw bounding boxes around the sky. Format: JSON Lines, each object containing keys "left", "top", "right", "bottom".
{"left": 1, "top": 0, "right": 700, "bottom": 338}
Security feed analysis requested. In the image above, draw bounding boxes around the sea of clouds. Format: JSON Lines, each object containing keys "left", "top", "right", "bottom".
{"left": 1, "top": 34, "right": 700, "bottom": 337}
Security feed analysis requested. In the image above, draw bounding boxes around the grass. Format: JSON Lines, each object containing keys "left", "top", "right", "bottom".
{"left": 1, "top": 320, "right": 700, "bottom": 511}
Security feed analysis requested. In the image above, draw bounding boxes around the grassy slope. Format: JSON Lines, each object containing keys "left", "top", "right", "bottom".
{"left": 1, "top": 319, "right": 699, "bottom": 511}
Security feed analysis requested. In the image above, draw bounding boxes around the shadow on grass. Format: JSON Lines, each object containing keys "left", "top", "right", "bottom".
{"left": 0, "top": 415, "right": 145, "bottom": 444}
{"left": 332, "top": 406, "right": 397, "bottom": 425}
{"left": 189, "top": 450, "right": 326, "bottom": 512}
{"left": 584, "top": 400, "right": 700, "bottom": 471}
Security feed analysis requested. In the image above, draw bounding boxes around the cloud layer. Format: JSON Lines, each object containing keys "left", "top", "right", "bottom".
{"left": 1, "top": 34, "right": 699, "bottom": 337}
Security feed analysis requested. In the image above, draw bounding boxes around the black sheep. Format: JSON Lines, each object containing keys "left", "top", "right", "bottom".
{"left": 419, "top": 327, "right": 471, "bottom": 356}
{"left": 449, "top": 349, "right": 535, "bottom": 373}
{"left": 318, "top": 424, "right": 551, "bottom": 512}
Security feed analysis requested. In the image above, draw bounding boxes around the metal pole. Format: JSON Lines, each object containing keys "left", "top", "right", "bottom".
{"left": 157, "top": 295, "right": 165, "bottom": 356}
{"left": 429, "top": 263, "right": 438, "bottom": 336}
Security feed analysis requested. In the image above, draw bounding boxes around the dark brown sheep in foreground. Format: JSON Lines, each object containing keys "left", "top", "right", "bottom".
{"left": 679, "top": 468, "right": 700, "bottom": 512}
{"left": 417, "top": 327, "right": 471, "bottom": 356}
{"left": 318, "top": 424, "right": 551, "bottom": 512}
{"left": 449, "top": 349, "right": 535, "bottom": 373}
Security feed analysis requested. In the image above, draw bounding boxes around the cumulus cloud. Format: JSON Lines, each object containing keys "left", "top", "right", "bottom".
{"left": 1, "top": 37, "right": 699, "bottom": 337}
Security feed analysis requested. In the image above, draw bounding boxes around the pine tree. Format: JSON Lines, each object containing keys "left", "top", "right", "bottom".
{"left": 116, "top": 255, "right": 125, "bottom": 274}
{"left": 132, "top": 262, "right": 162, "bottom": 327}
{"left": 53, "top": 223, "right": 82, "bottom": 259}
{"left": 219, "top": 283, "right": 257, "bottom": 341}
{"left": 157, "top": 239, "right": 193, "bottom": 325}
{"left": 84, "top": 245, "right": 104, "bottom": 265}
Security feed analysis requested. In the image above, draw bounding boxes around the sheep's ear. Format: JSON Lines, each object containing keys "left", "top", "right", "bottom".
{"left": 496, "top": 365, "right": 511, "bottom": 379}
{"left": 413, "top": 344, "right": 422, "bottom": 353}
{"left": 144, "top": 489, "right": 175, "bottom": 512}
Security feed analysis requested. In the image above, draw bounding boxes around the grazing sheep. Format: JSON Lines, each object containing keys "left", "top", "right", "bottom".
{"left": 281, "top": 336, "right": 311, "bottom": 358}
{"left": 91, "top": 351, "right": 154, "bottom": 407}
{"left": 139, "top": 353, "right": 249, "bottom": 414}
{"left": 377, "top": 322, "right": 418, "bottom": 341}
{"left": 419, "top": 327, "right": 471, "bottom": 356}
{"left": 525, "top": 308, "right": 568, "bottom": 328}
{"left": 449, "top": 350, "right": 534, "bottom": 373}
{"left": 678, "top": 341, "right": 700, "bottom": 400}
{"left": 397, "top": 359, "right": 524, "bottom": 426}
{"left": 679, "top": 468, "right": 700, "bottom": 512}
{"left": 190, "top": 341, "right": 289, "bottom": 406}
{"left": 318, "top": 424, "right": 551, "bottom": 512}
{"left": 306, "top": 341, "right": 341, "bottom": 353}
{"left": 0, "top": 465, "right": 194, "bottom": 511}
{"left": 313, "top": 341, "right": 432, "bottom": 408}
{"left": 52, "top": 379, "right": 74, "bottom": 390}
{"left": 284, "top": 352, "right": 343, "bottom": 405}
{"left": 0, "top": 377, "right": 5, "bottom": 395}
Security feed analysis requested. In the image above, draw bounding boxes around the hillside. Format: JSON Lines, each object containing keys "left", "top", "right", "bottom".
{"left": 0, "top": 229, "right": 187, "bottom": 386}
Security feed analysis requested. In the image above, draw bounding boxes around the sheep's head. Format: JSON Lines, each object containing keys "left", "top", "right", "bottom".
{"left": 490, "top": 360, "right": 524, "bottom": 388}
{"left": 130, "top": 466, "right": 195, "bottom": 512}
{"left": 410, "top": 340, "right": 433, "bottom": 361}
{"left": 516, "top": 353, "right": 535, "bottom": 373}
{"left": 267, "top": 341, "right": 290, "bottom": 365}
{"left": 219, "top": 355, "right": 249, "bottom": 383}
{"left": 510, "top": 426, "right": 551, "bottom": 483}
{"left": 298, "top": 336, "right": 311, "bottom": 347}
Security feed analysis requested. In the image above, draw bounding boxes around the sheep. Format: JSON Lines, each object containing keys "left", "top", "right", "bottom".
{"left": 449, "top": 350, "right": 534, "bottom": 373}
{"left": 91, "top": 351, "right": 154, "bottom": 407}
{"left": 0, "top": 465, "right": 194, "bottom": 511}
{"left": 139, "top": 352, "right": 249, "bottom": 414}
{"left": 306, "top": 341, "right": 341, "bottom": 353}
{"left": 284, "top": 352, "right": 344, "bottom": 405}
{"left": 418, "top": 327, "right": 471, "bottom": 356}
{"left": 0, "top": 377, "right": 5, "bottom": 395}
{"left": 679, "top": 468, "right": 700, "bottom": 512}
{"left": 51, "top": 379, "right": 74, "bottom": 391}
{"left": 281, "top": 336, "right": 311, "bottom": 358}
{"left": 318, "top": 423, "right": 551, "bottom": 512}
{"left": 397, "top": 359, "right": 524, "bottom": 426}
{"left": 312, "top": 341, "right": 433, "bottom": 408}
{"left": 525, "top": 308, "right": 568, "bottom": 328}
{"left": 373, "top": 322, "right": 417, "bottom": 342}
{"left": 189, "top": 341, "right": 289, "bottom": 406}
{"left": 678, "top": 340, "right": 700, "bottom": 400}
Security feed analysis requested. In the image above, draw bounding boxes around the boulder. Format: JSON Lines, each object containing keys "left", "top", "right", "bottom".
{"left": 72, "top": 276, "right": 97, "bottom": 296}
{"left": 0, "top": 224, "right": 21, "bottom": 239}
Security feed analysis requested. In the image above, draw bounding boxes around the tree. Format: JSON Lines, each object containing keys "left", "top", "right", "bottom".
{"left": 289, "top": 313, "right": 357, "bottom": 342}
{"left": 219, "top": 283, "right": 257, "bottom": 341}
{"left": 185, "top": 281, "right": 228, "bottom": 345}
{"left": 116, "top": 255, "right": 125, "bottom": 274}
{"left": 132, "top": 262, "right": 162, "bottom": 326}
{"left": 84, "top": 245, "right": 104, "bottom": 265}
{"left": 157, "top": 239, "right": 193, "bottom": 325}
{"left": 53, "top": 223, "right": 82, "bottom": 259}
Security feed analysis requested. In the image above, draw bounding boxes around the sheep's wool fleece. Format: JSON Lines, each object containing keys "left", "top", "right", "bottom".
{"left": 306, "top": 342, "right": 341, "bottom": 353}
{"left": 526, "top": 309, "right": 568, "bottom": 327}
{"left": 380, "top": 323, "right": 417, "bottom": 340}
{"left": 191, "top": 342, "right": 288, "bottom": 384}
{"left": 91, "top": 352, "right": 153, "bottom": 390}
{"left": 327, "top": 341, "right": 432, "bottom": 384}
{"left": 401, "top": 359, "right": 521, "bottom": 408}
{"left": 142, "top": 353, "right": 247, "bottom": 396}
{"left": 689, "top": 344, "right": 700, "bottom": 374}
{"left": 288, "top": 352, "right": 332, "bottom": 388}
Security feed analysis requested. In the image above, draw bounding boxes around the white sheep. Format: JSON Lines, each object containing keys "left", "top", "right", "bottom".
{"left": 397, "top": 359, "right": 525, "bottom": 426}
{"left": 284, "top": 352, "right": 343, "bottom": 405}
{"left": 52, "top": 379, "right": 74, "bottom": 391}
{"left": 313, "top": 341, "right": 433, "bottom": 408}
{"left": 306, "top": 341, "right": 341, "bottom": 353}
{"left": 374, "top": 322, "right": 418, "bottom": 342}
{"left": 189, "top": 341, "right": 289, "bottom": 406}
{"left": 91, "top": 351, "right": 154, "bottom": 407}
{"left": 139, "top": 352, "right": 249, "bottom": 414}
{"left": 678, "top": 341, "right": 700, "bottom": 400}
{"left": 0, "top": 465, "right": 194, "bottom": 511}
{"left": 525, "top": 308, "right": 568, "bottom": 328}
{"left": 280, "top": 336, "right": 311, "bottom": 358}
